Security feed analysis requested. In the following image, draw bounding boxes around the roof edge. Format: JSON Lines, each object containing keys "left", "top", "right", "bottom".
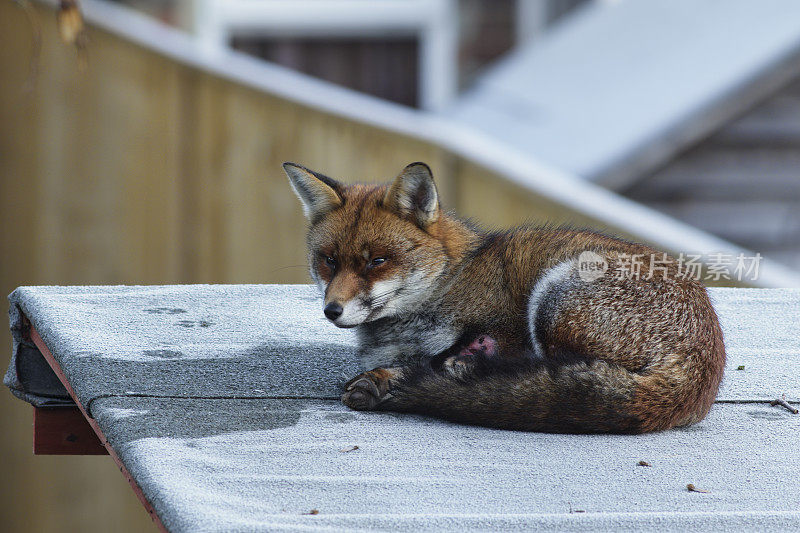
{"left": 586, "top": 18, "right": 800, "bottom": 189}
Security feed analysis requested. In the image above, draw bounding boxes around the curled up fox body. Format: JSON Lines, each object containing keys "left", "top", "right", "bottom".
{"left": 283, "top": 162, "right": 726, "bottom": 434}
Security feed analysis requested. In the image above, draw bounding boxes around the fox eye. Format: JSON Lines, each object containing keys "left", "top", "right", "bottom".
{"left": 324, "top": 256, "right": 337, "bottom": 268}
{"left": 369, "top": 257, "right": 387, "bottom": 268}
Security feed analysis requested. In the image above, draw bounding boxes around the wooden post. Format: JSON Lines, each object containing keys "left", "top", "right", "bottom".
{"left": 33, "top": 407, "right": 108, "bottom": 455}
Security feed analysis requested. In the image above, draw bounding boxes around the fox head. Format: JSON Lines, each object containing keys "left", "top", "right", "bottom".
{"left": 283, "top": 162, "right": 451, "bottom": 328}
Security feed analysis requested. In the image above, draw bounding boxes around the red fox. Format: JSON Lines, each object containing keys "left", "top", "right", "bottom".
{"left": 283, "top": 161, "right": 726, "bottom": 433}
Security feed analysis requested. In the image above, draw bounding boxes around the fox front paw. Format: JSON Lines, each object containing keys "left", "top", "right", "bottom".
{"left": 442, "top": 354, "right": 474, "bottom": 378}
{"left": 341, "top": 368, "right": 398, "bottom": 411}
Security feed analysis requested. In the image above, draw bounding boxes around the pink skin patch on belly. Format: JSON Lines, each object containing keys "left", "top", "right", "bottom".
{"left": 458, "top": 334, "right": 498, "bottom": 357}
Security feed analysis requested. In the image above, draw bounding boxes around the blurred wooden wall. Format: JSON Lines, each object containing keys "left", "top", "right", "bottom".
{"left": 0, "top": 3, "right": 611, "bottom": 532}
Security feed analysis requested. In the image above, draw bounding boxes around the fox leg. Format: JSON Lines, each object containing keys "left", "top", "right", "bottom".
{"left": 341, "top": 367, "right": 406, "bottom": 410}
{"left": 342, "top": 336, "right": 497, "bottom": 409}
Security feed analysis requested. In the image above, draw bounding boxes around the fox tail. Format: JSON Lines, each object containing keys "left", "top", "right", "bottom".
{"left": 381, "top": 354, "right": 717, "bottom": 434}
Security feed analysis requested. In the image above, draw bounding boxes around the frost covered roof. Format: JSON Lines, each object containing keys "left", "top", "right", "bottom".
{"left": 5, "top": 284, "right": 800, "bottom": 531}
{"left": 448, "top": 0, "right": 800, "bottom": 188}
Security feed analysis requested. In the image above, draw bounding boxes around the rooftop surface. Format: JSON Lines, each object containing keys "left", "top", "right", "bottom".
{"left": 5, "top": 284, "right": 800, "bottom": 531}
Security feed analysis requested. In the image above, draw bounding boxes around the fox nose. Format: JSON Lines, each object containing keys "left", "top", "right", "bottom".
{"left": 324, "top": 302, "right": 343, "bottom": 321}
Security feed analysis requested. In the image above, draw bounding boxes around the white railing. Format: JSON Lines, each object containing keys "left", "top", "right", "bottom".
{"left": 192, "top": 0, "right": 458, "bottom": 111}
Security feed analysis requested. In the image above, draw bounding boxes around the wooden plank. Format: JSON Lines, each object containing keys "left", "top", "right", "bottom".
{"left": 712, "top": 90, "right": 800, "bottom": 145}
{"left": 27, "top": 320, "right": 168, "bottom": 533}
{"left": 34, "top": 407, "right": 108, "bottom": 456}
{"left": 454, "top": 159, "right": 639, "bottom": 241}
{"left": 626, "top": 148, "right": 800, "bottom": 201}
{"left": 646, "top": 200, "right": 800, "bottom": 248}
{"left": 33, "top": 14, "right": 184, "bottom": 285}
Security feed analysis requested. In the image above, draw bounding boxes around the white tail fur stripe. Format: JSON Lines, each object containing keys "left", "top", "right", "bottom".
{"left": 527, "top": 260, "right": 576, "bottom": 359}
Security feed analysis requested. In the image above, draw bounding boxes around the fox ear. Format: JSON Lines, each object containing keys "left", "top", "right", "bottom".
{"left": 282, "top": 162, "right": 343, "bottom": 221}
{"left": 383, "top": 162, "right": 439, "bottom": 227}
